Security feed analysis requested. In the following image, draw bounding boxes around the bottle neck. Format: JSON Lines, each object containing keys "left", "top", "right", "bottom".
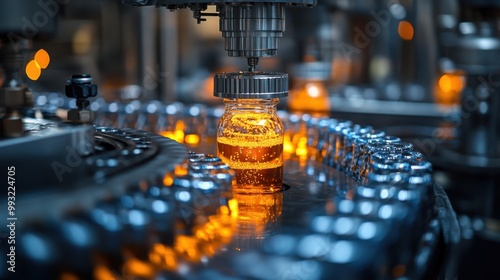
{"left": 223, "top": 98, "right": 279, "bottom": 113}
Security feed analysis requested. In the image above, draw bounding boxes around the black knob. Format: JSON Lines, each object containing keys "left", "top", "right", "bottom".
{"left": 65, "top": 74, "right": 97, "bottom": 100}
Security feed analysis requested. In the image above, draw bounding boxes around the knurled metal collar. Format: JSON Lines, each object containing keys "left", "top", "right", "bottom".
{"left": 214, "top": 72, "right": 288, "bottom": 99}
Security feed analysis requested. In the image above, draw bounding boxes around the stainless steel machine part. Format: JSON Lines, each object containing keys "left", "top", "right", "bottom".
{"left": 213, "top": 71, "right": 288, "bottom": 98}
{"left": 122, "top": 0, "right": 316, "bottom": 70}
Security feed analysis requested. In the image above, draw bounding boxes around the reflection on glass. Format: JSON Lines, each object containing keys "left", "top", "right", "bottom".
{"left": 122, "top": 258, "right": 155, "bottom": 279}
{"left": 149, "top": 243, "right": 177, "bottom": 270}
{"left": 93, "top": 264, "right": 117, "bottom": 280}
{"left": 172, "top": 204, "right": 237, "bottom": 262}
{"left": 282, "top": 115, "right": 309, "bottom": 164}
{"left": 231, "top": 192, "right": 283, "bottom": 251}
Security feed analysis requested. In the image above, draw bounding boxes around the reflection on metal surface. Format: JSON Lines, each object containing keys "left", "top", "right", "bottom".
{"left": 232, "top": 192, "right": 283, "bottom": 251}
{"left": 7, "top": 94, "right": 458, "bottom": 280}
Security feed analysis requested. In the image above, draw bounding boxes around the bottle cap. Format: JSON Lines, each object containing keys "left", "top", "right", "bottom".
{"left": 214, "top": 71, "right": 288, "bottom": 99}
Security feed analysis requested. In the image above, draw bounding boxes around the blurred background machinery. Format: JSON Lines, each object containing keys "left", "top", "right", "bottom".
{"left": 1, "top": 0, "right": 499, "bottom": 279}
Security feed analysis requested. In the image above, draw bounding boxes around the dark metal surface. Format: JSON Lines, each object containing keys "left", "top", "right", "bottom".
{"left": 3, "top": 154, "right": 452, "bottom": 280}
{"left": 0, "top": 119, "right": 95, "bottom": 188}
{"left": 0, "top": 126, "right": 188, "bottom": 231}
{"left": 0, "top": 0, "right": 57, "bottom": 37}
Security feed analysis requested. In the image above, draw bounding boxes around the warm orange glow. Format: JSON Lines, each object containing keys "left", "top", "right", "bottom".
{"left": 233, "top": 192, "right": 283, "bottom": 240}
{"left": 174, "top": 130, "right": 185, "bottom": 143}
{"left": 228, "top": 198, "right": 239, "bottom": 218}
{"left": 218, "top": 199, "right": 239, "bottom": 219}
{"left": 175, "top": 120, "right": 185, "bottom": 132}
{"left": 163, "top": 173, "right": 174, "bottom": 186}
{"left": 26, "top": 60, "right": 41, "bottom": 81}
{"left": 283, "top": 134, "right": 294, "bottom": 159}
{"left": 122, "top": 258, "right": 155, "bottom": 278}
{"left": 306, "top": 84, "right": 320, "bottom": 98}
{"left": 439, "top": 74, "right": 464, "bottom": 93}
{"left": 217, "top": 108, "right": 284, "bottom": 194}
{"left": 288, "top": 81, "right": 330, "bottom": 115}
{"left": 173, "top": 197, "right": 237, "bottom": 262}
{"left": 175, "top": 235, "right": 202, "bottom": 262}
{"left": 159, "top": 131, "right": 174, "bottom": 139}
{"left": 26, "top": 49, "right": 51, "bottom": 81}
{"left": 159, "top": 121, "right": 186, "bottom": 143}
{"left": 398, "top": 21, "right": 414, "bottom": 41}
{"left": 174, "top": 164, "right": 188, "bottom": 176}
{"left": 35, "top": 49, "right": 50, "bottom": 69}
{"left": 283, "top": 120, "right": 310, "bottom": 163}
{"left": 93, "top": 265, "right": 118, "bottom": 280}
{"left": 295, "top": 136, "right": 308, "bottom": 160}
{"left": 435, "top": 72, "right": 465, "bottom": 105}
{"left": 149, "top": 243, "right": 177, "bottom": 270}
{"left": 185, "top": 134, "right": 200, "bottom": 145}
{"left": 218, "top": 222, "right": 233, "bottom": 242}
{"left": 160, "top": 130, "right": 184, "bottom": 143}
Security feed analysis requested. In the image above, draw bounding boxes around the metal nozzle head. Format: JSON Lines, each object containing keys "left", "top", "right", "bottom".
{"left": 219, "top": 3, "right": 285, "bottom": 58}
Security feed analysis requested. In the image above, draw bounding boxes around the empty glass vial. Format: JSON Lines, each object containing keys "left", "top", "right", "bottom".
{"left": 214, "top": 72, "right": 288, "bottom": 194}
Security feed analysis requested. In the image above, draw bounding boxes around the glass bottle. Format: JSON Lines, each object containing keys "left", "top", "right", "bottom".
{"left": 287, "top": 62, "right": 331, "bottom": 116}
{"left": 214, "top": 72, "right": 288, "bottom": 194}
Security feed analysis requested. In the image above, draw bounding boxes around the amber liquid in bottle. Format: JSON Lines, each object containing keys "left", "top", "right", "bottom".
{"left": 217, "top": 110, "right": 284, "bottom": 194}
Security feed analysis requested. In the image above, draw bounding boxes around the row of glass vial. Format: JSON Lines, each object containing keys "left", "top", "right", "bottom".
{"left": 34, "top": 94, "right": 222, "bottom": 148}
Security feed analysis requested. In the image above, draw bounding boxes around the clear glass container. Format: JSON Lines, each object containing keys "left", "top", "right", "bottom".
{"left": 217, "top": 98, "right": 285, "bottom": 194}
{"left": 287, "top": 62, "right": 331, "bottom": 116}
{"left": 214, "top": 72, "right": 288, "bottom": 194}
{"left": 287, "top": 78, "right": 330, "bottom": 114}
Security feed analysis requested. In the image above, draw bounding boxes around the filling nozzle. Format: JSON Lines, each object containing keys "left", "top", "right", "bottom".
{"left": 247, "top": 57, "right": 259, "bottom": 73}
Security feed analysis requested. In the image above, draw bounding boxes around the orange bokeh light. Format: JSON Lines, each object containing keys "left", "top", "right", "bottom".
{"left": 26, "top": 60, "right": 41, "bottom": 81}
{"left": 435, "top": 72, "right": 465, "bottom": 105}
{"left": 122, "top": 258, "right": 155, "bottom": 278}
{"left": 398, "top": 21, "right": 414, "bottom": 41}
{"left": 26, "top": 49, "right": 50, "bottom": 81}
{"left": 35, "top": 49, "right": 50, "bottom": 69}
{"left": 93, "top": 265, "right": 117, "bottom": 280}
{"left": 185, "top": 134, "right": 200, "bottom": 145}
